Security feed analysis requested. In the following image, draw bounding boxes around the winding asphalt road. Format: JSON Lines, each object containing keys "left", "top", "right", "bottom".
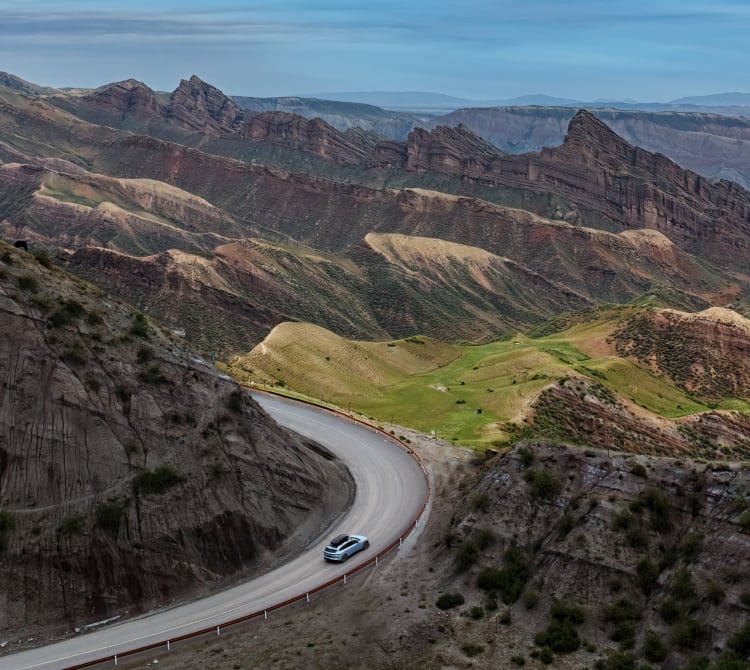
{"left": 2, "top": 392, "right": 429, "bottom": 670}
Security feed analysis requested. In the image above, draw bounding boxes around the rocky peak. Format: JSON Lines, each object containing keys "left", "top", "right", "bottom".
{"left": 87, "top": 79, "right": 163, "bottom": 121}
{"left": 167, "top": 75, "right": 245, "bottom": 135}
{"left": 0, "top": 71, "right": 58, "bottom": 96}
{"left": 241, "top": 111, "right": 377, "bottom": 166}
{"left": 406, "top": 124, "right": 502, "bottom": 173}
{"left": 556, "top": 108, "right": 671, "bottom": 173}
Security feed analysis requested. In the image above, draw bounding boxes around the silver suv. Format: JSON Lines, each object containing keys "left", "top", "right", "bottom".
{"left": 323, "top": 534, "right": 369, "bottom": 562}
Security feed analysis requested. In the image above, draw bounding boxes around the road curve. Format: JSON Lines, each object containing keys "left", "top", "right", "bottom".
{"left": 2, "top": 392, "right": 429, "bottom": 670}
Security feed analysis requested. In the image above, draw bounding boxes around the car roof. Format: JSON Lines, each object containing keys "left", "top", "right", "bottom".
{"left": 329, "top": 534, "right": 350, "bottom": 546}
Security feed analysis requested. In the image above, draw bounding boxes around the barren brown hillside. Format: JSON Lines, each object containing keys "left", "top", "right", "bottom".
{"left": 0, "top": 241, "right": 351, "bottom": 637}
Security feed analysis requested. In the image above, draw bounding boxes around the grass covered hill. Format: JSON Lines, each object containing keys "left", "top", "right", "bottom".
{"left": 233, "top": 307, "right": 750, "bottom": 457}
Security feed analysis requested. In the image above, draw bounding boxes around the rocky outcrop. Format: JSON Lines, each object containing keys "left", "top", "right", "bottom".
{"left": 166, "top": 75, "right": 245, "bottom": 135}
{"left": 241, "top": 112, "right": 377, "bottom": 166}
{"left": 393, "top": 112, "right": 750, "bottom": 270}
{"left": 614, "top": 307, "right": 750, "bottom": 400}
{"left": 441, "top": 441, "right": 750, "bottom": 667}
{"left": 0, "top": 242, "right": 352, "bottom": 634}
{"left": 405, "top": 124, "right": 502, "bottom": 173}
{"left": 0, "top": 71, "right": 59, "bottom": 96}
{"left": 430, "top": 106, "right": 750, "bottom": 189}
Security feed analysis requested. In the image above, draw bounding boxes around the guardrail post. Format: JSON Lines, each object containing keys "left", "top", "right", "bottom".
{"left": 306, "top": 592, "right": 310, "bottom": 603}
{"left": 167, "top": 640, "right": 170, "bottom": 651}
{"left": 399, "top": 537, "right": 402, "bottom": 548}
{"left": 344, "top": 573, "right": 347, "bottom": 585}
{"left": 264, "top": 610, "right": 268, "bottom": 620}
{"left": 114, "top": 655, "right": 118, "bottom": 666}
{"left": 375, "top": 555, "right": 378, "bottom": 566}
{"left": 217, "top": 625, "right": 220, "bottom": 636}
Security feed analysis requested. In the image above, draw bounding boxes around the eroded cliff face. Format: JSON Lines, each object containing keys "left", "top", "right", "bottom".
{"left": 0, "top": 242, "right": 352, "bottom": 635}
{"left": 241, "top": 112, "right": 378, "bottom": 166}
{"left": 439, "top": 442, "right": 750, "bottom": 668}
{"left": 166, "top": 75, "right": 245, "bottom": 135}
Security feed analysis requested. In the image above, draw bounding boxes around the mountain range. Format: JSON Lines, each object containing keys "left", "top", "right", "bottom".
{"left": 2, "top": 69, "right": 750, "bottom": 668}
{"left": 299, "top": 89, "right": 750, "bottom": 114}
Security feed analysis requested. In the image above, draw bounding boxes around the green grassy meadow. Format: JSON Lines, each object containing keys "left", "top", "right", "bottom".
{"left": 227, "top": 317, "right": 747, "bottom": 449}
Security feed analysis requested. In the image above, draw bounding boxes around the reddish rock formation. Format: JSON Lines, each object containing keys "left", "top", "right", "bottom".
{"left": 166, "top": 75, "right": 244, "bottom": 135}
{"left": 241, "top": 112, "right": 377, "bottom": 166}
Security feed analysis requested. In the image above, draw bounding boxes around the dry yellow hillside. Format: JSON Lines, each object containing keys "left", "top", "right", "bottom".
{"left": 232, "top": 322, "right": 459, "bottom": 398}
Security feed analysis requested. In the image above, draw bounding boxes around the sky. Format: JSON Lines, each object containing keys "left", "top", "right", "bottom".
{"left": 1, "top": 0, "right": 749, "bottom": 101}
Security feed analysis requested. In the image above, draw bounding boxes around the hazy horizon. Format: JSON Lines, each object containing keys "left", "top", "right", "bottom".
{"left": 1, "top": 0, "right": 749, "bottom": 102}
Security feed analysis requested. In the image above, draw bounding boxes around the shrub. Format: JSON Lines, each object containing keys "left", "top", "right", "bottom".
{"left": 95, "top": 500, "right": 127, "bottom": 536}
{"left": 705, "top": 580, "right": 725, "bottom": 605}
{"left": 605, "top": 599, "right": 641, "bottom": 624}
{"left": 614, "top": 509, "right": 634, "bottom": 530}
{"left": 671, "top": 567, "right": 697, "bottom": 601}
{"left": 534, "top": 599, "right": 585, "bottom": 654}
{"left": 0, "top": 510, "right": 14, "bottom": 552}
{"left": 627, "top": 526, "right": 650, "bottom": 549}
{"left": 658, "top": 598, "right": 680, "bottom": 624}
{"left": 550, "top": 599, "right": 585, "bottom": 625}
{"left": 739, "top": 511, "right": 750, "bottom": 531}
{"left": 524, "top": 468, "right": 562, "bottom": 499}
{"left": 33, "top": 248, "right": 52, "bottom": 268}
{"left": 227, "top": 389, "right": 244, "bottom": 414}
{"left": 518, "top": 445, "right": 535, "bottom": 467}
{"left": 136, "top": 346, "right": 153, "bottom": 364}
{"left": 130, "top": 312, "right": 149, "bottom": 338}
{"left": 461, "top": 643, "right": 483, "bottom": 657}
{"left": 469, "top": 491, "right": 490, "bottom": 512}
{"left": 629, "top": 462, "right": 648, "bottom": 478}
{"left": 454, "top": 540, "right": 478, "bottom": 572}
{"left": 636, "top": 557, "right": 659, "bottom": 595}
{"left": 17, "top": 275, "right": 38, "bottom": 292}
{"left": 48, "top": 308, "right": 71, "bottom": 328}
{"left": 642, "top": 630, "right": 667, "bottom": 662}
{"left": 477, "top": 545, "right": 530, "bottom": 604}
{"left": 468, "top": 605, "right": 484, "bottom": 619}
{"left": 511, "top": 655, "right": 526, "bottom": 666}
{"left": 538, "top": 646, "right": 554, "bottom": 664}
{"left": 133, "top": 466, "right": 185, "bottom": 495}
{"left": 671, "top": 618, "right": 708, "bottom": 649}
{"left": 435, "top": 592, "right": 464, "bottom": 610}
{"left": 678, "top": 531, "right": 704, "bottom": 561}
{"left": 59, "top": 513, "right": 85, "bottom": 536}
{"left": 636, "top": 488, "right": 673, "bottom": 532}
{"left": 138, "top": 365, "right": 168, "bottom": 384}
{"left": 727, "top": 619, "right": 750, "bottom": 657}
{"left": 594, "top": 651, "right": 638, "bottom": 670}
{"left": 523, "top": 588, "right": 540, "bottom": 609}
{"left": 474, "top": 527, "right": 495, "bottom": 550}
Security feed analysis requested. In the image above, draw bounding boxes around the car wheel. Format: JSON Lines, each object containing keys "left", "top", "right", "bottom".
{"left": 342, "top": 552, "right": 349, "bottom": 561}
{"left": 363, "top": 541, "right": 370, "bottom": 549}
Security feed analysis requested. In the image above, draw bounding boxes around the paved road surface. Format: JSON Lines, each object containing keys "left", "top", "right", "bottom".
{"left": 2, "top": 392, "right": 428, "bottom": 670}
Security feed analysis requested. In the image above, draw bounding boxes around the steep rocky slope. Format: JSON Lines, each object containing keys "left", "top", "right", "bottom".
{"left": 614, "top": 307, "right": 750, "bottom": 400}
{"left": 430, "top": 106, "right": 750, "bottom": 189}
{"left": 428, "top": 441, "right": 750, "bottom": 669}
{"left": 1, "top": 79, "right": 749, "bottom": 354}
{"left": 0, "top": 241, "right": 352, "bottom": 636}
